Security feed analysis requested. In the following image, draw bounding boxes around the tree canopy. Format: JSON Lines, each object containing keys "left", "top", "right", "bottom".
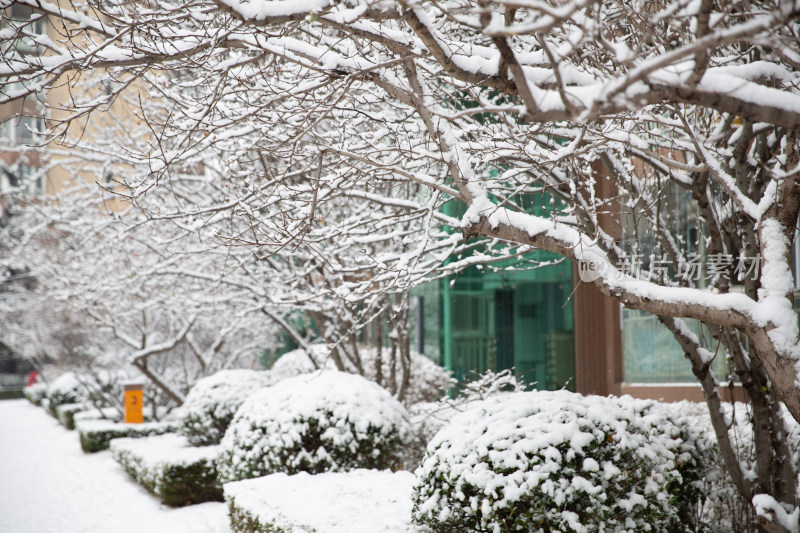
{"left": 2, "top": 0, "right": 800, "bottom": 528}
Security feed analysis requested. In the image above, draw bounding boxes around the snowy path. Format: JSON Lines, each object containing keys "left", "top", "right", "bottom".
{"left": 0, "top": 400, "right": 231, "bottom": 533}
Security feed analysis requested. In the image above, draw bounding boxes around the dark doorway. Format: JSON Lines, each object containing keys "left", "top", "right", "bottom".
{"left": 495, "top": 289, "right": 514, "bottom": 371}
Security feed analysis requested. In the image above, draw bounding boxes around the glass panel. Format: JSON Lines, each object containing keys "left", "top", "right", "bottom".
{"left": 409, "top": 282, "right": 441, "bottom": 364}
{"left": 622, "top": 309, "right": 729, "bottom": 383}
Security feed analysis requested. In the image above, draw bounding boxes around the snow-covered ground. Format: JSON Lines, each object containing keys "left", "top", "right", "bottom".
{"left": 0, "top": 400, "right": 231, "bottom": 533}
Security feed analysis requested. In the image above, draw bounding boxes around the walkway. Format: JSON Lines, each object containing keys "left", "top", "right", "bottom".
{"left": 0, "top": 399, "right": 231, "bottom": 533}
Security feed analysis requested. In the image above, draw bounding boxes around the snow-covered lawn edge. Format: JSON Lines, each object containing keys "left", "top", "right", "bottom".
{"left": 111, "top": 434, "right": 223, "bottom": 507}
{"left": 224, "top": 470, "right": 419, "bottom": 533}
{"left": 77, "top": 419, "right": 178, "bottom": 453}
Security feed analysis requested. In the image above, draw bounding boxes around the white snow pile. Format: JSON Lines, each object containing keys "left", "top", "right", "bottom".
{"left": 217, "top": 370, "right": 411, "bottom": 483}
{"left": 225, "top": 469, "right": 419, "bottom": 533}
{"left": 46, "top": 372, "right": 87, "bottom": 411}
{"left": 412, "top": 390, "right": 710, "bottom": 533}
{"left": 270, "top": 346, "right": 450, "bottom": 405}
{"left": 178, "top": 369, "right": 276, "bottom": 446}
{"left": 111, "top": 434, "right": 222, "bottom": 506}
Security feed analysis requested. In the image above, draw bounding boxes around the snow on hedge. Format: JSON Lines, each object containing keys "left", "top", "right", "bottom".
{"left": 178, "top": 369, "right": 276, "bottom": 446}
{"left": 270, "top": 347, "right": 449, "bottom": 405}
{"left": 217, "top": 370, "right": 411, "bottom": 483}
{"left": 77, "top": 419, "right": 178, "bottom": 453}
{"left": 73, "top": 407, "right": 122, "bottom": 424}
{"left": 412, "top": 390, "right": 710, "bottom": 533}
{"left": 225, "top": 469, "right": 419, "bottom": 533}
{"left": 23, "top": 383, "right": 48, "bottom": 405}
{"left": 55, "top": 402, "right": 87, "bottom": 430}
{"left": 406, "top": 369, "right": 527, "bottom": 468}
{"left": 111, "top": 434, "right": 223, "bottom": 507}
{"left": 46, "top": 372, "right": 87, "bottom": 413}
{"left": 269, "top": 346, "right": 334, "bottom": 378}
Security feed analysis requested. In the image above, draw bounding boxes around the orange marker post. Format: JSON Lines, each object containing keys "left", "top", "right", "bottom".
{"left": 124, "top": 382, "right": 144, "bottom": 424}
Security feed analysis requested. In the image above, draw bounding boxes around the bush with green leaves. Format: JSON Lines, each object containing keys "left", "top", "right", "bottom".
{"left": 178, "top": 369, "right": 275, "bottom": 446}
{"left": 217, "top": 370, "right": 411, "bottom": 484}
{"left": 412, "top": 390, "right": 712, "bottom": 533}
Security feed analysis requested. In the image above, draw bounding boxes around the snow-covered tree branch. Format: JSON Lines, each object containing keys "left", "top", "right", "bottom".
{"left": 3, "top": 0, "right": 800, "bottom": 527}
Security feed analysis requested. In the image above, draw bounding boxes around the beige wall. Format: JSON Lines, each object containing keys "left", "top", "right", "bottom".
{"left": 2, "top": 1, "right": 146, "bottom": 205}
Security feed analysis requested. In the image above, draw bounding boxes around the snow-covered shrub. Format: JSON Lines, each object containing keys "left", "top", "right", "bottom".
{"left": 77, "top": 419, "right": 178, "bottom": 453}
{"left": 412, "top": 390, "right": 708, "bottom": 533}
{"left": 217, "top": 370, "right": 411, "bottom": 483}
{"left": 617, "top": 397, "right": 716, "bottom": 531}
{"left": 111, "top": 434, "right": 222, "bottom": 506}
{"left": 178, "top": 369, "right": 275, "bottom": 446}
{"left": 406, "top": 369, "right": 527, "bottom": 469}
{"left": 23, "top": 382, "right": 47, "bottom": 405}
{"left": 46, "top": 372, "right": 87, "bottom": 415}
{"left": 270, "top": 346, "right": 450, "bottom": 406}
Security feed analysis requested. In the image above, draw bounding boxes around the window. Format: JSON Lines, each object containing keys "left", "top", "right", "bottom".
{"left": 4, "top": 5, "right": 45, "bottom": 54}
{"left": 622, "top": 310, "right": 730, "bottom": 383}
{"left": 2, "top": 116, "right": 43, "bottom": 145}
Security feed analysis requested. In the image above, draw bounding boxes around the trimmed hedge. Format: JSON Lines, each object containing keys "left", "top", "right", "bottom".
{"left": 23, "top": 383, "right": 48, "bottom": 405}
{"left": 224, "top": 470, "right": 416, "bottom": 533}
{"left": 0, "top": 388, "right": 24, "bottom": 400}
{"left": 57, "top": 404, "right": 122, "bottom": 430}
{"left": 217, "top": 371, "right": 410, "bottom": 484}
{"left": 111, "top": 434, "right": 223, "bottom": 507}
{"left": 412, "top": 390, "right": 710, "bottom": 533}
{"left": 77, "top": 419, "right": 178, "bottom": 453}
{"left": 55, "top": 402, "right": 86, "bottom": 430}
{"left": 74, "top": 407, "right": 122, "bottom": 425}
